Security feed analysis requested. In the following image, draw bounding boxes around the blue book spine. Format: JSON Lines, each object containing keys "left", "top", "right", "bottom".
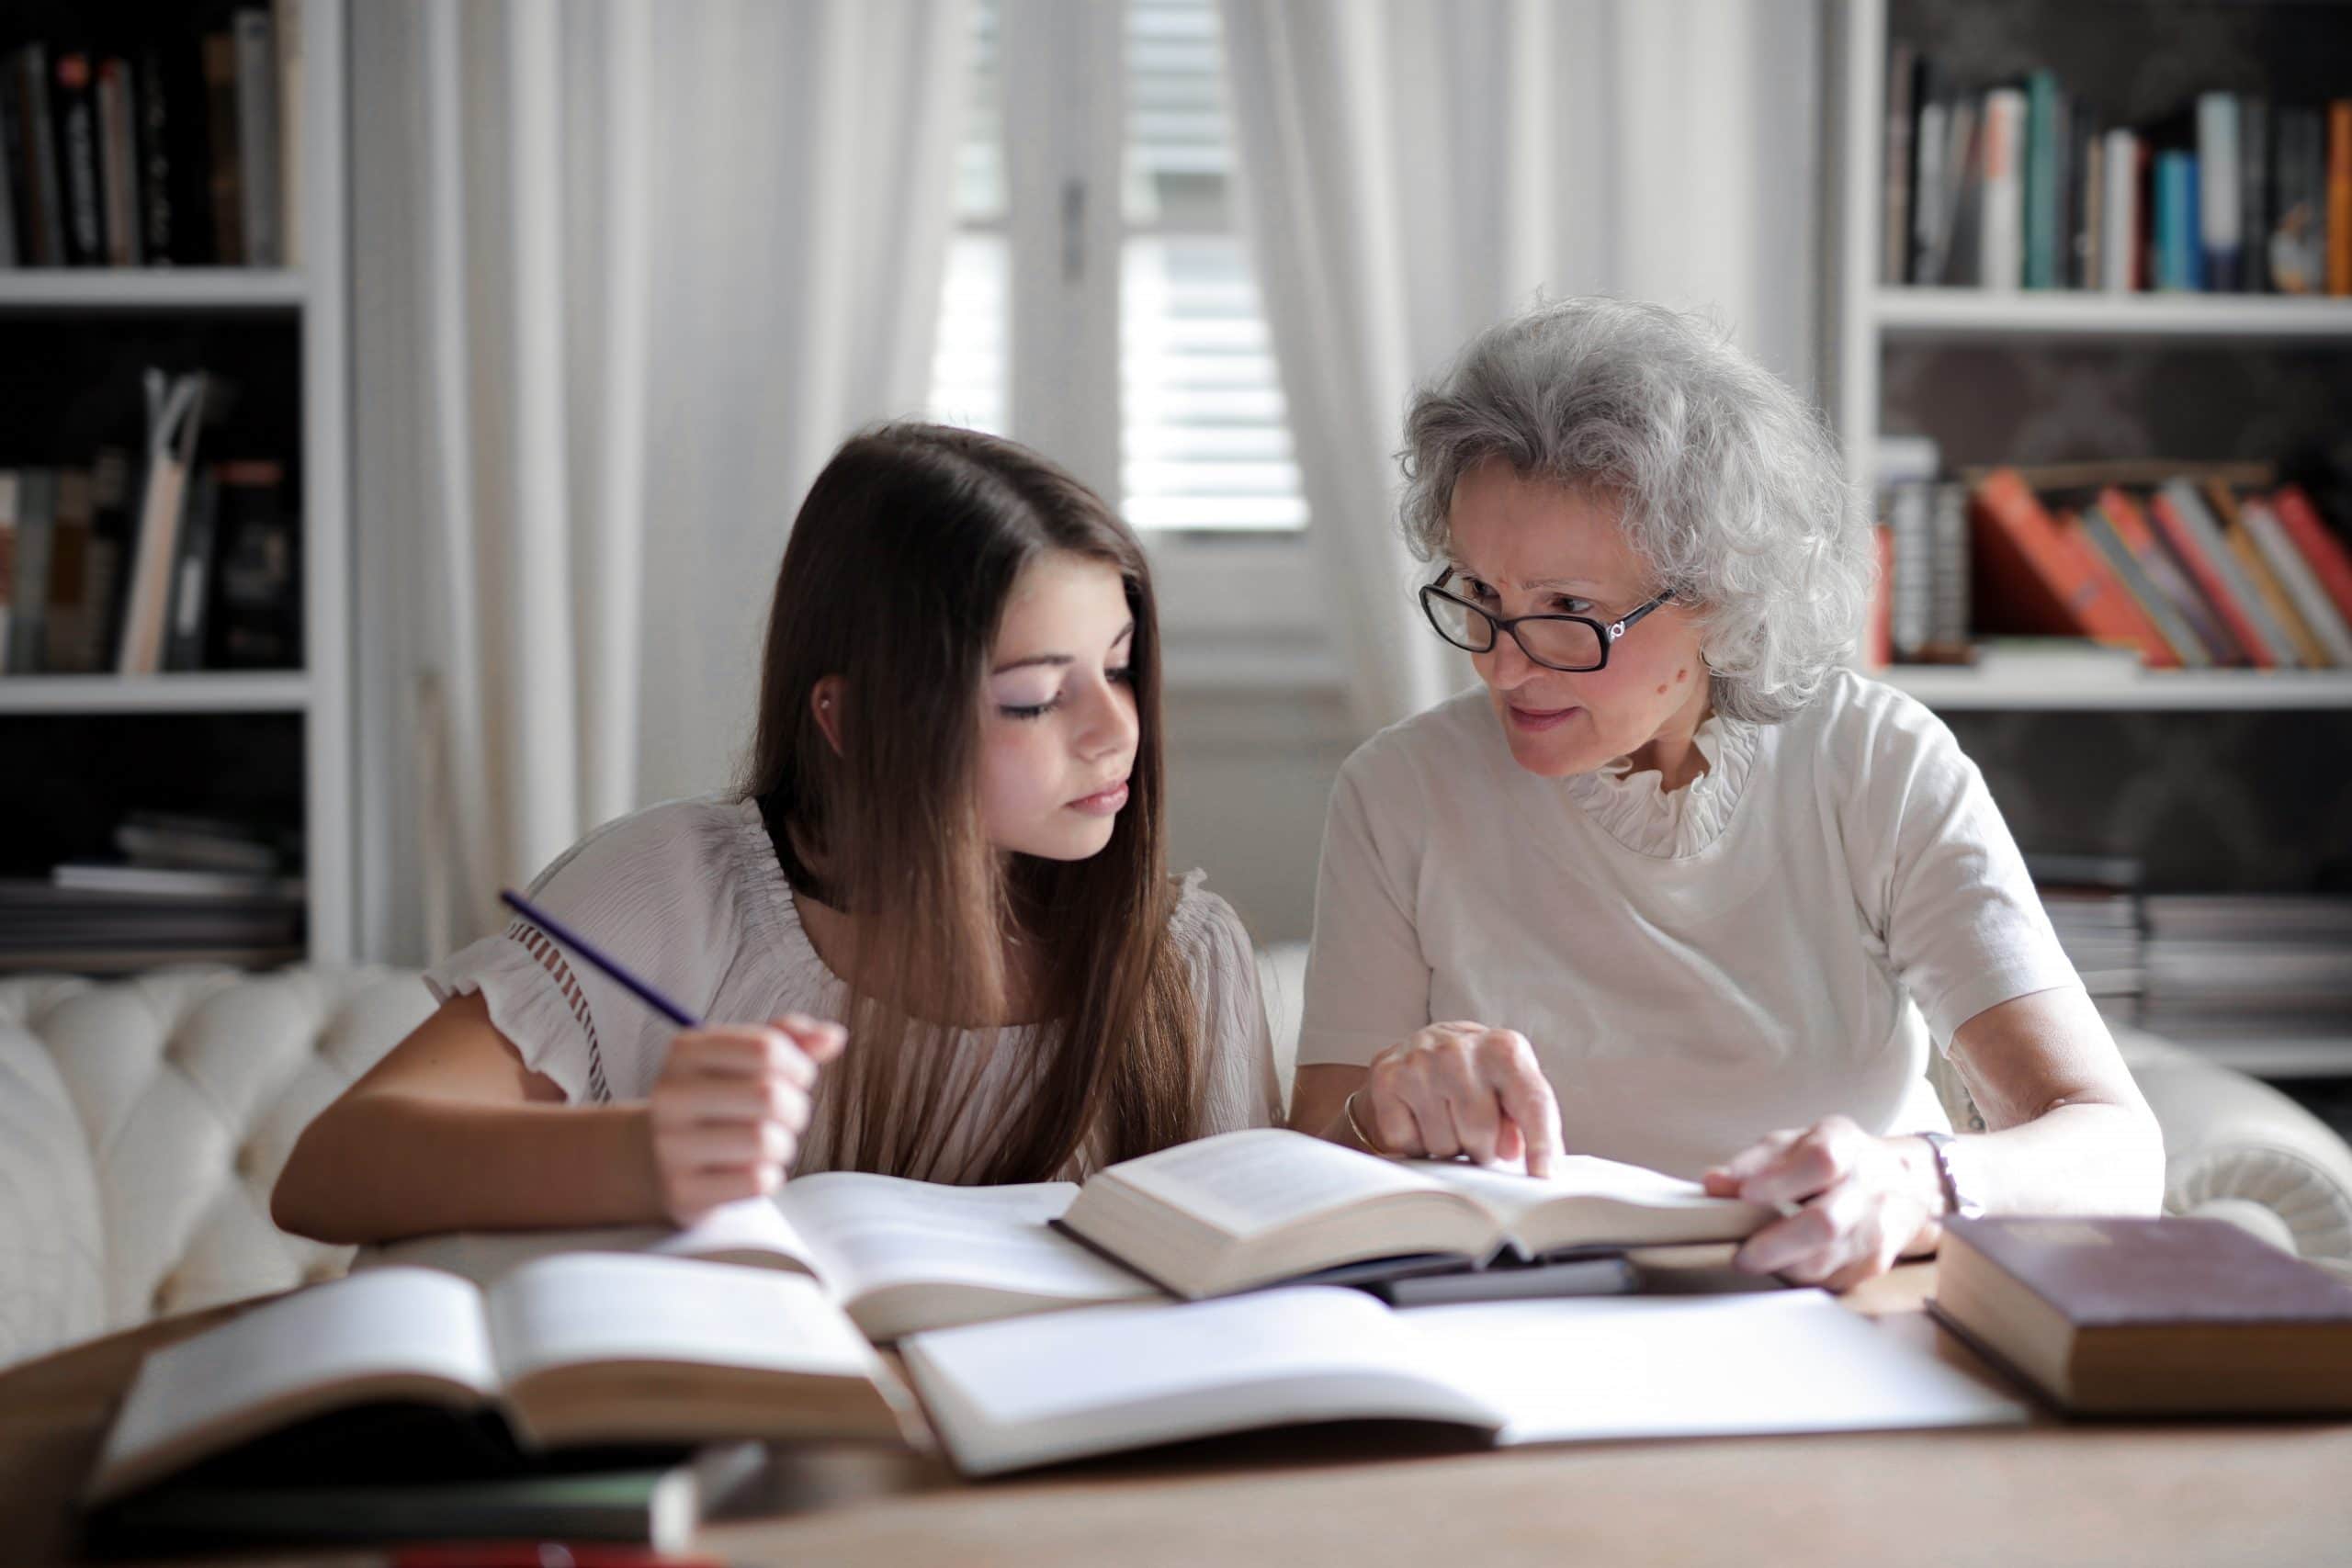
{"left": 2024, "top": 71, "right": 2061, "bottom": 288}
{"left": 2155, "top": 153, "right": 2191, "bottom": 291}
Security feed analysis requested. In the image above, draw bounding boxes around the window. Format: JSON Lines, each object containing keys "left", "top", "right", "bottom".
{"left": 928, "top": 0, "right": 1332, "bottom": 685}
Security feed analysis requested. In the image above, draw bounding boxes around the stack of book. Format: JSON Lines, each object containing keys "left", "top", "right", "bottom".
{"left": 1884, "top": 48, "right": 2350, "bottom": 295}
{"left": 0, "top": 368, "right": 300, "bottom": 676}
{"left": 1, "top": 5, "right": 300, "bottom": 270}
{"left": 0, "top": 810, "right": 303, "bottom": 972}
{"left": 2141, "top": 895, "right": 2352, "bottom": 1056}
{"left": 2029, "top": 853, "right": 2145, "bottom": 1026}
{"left": 1877, "top": 461, "right": 2352, "bottom": 672}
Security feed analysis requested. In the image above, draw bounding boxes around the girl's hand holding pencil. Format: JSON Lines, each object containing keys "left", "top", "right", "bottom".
{"left": 647, "top": 1015, "right": 846, "bottom": 1224}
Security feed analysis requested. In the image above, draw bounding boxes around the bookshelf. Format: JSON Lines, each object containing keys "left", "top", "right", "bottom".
{"left": 1826, "top": 0, "right": 2352, "bottom": 710}
{"left": 0, "top": 0, "right": 351, "bottom": 966}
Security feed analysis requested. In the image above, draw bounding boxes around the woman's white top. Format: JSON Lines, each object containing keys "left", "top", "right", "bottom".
{"left": 1296, "top": 670, "right": 2082, "bottom": 1179}
{"left": 424, "top": 795, "right": 1280, "bottom": 1182}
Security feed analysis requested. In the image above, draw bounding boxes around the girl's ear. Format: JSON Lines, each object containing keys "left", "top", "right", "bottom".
{"left": 810, "top": 676, "right": 847, "bottom": 757}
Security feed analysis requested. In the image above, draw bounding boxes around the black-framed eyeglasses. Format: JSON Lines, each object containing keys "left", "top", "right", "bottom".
{"left": 1419, "top": 569, "right": 1676, "bottom": 672}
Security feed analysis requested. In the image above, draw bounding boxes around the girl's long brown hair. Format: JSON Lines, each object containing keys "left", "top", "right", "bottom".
{"left": 740, "top": 423, "right": 1200, "bottom": 1184}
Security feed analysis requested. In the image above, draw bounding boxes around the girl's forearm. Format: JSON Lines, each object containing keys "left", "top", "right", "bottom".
{"left": 272, "top": 1094, "right": 663, "bottom": 1245}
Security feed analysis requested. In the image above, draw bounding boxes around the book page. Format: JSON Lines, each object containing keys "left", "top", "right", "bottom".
{"left": 90, "top": 1269, "right": 497, "bottom": 1503}
{"left": 1411, "top": 1154, "right": 1750, "bottom": 1239}
{"left": 1104, "top": 1128, "right": 1445, "bottom": 1239}
{"left": 1410, "top": 1291, "right": 2025, "bottom": 1445}
{"left": 484, "top": 1253, "right": 877, "bottom": 1388}
{"left": 777, "top": 1172, "right": 1156, "bottom": 1307}
{"left": 354, "top": 1198, "right": 820, "bottom": 1290}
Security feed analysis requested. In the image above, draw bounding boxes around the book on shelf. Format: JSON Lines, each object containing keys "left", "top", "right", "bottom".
{"left": 83, "top": 1255, "right": 923, "bottom": 1512}
{"left": 2151, "top": 479, "right": 2298, "bottom": 668}
{"left": 2208, "top": 481, "right": 2331, "bottom": 667}
{"left": 1052, "top": 1128, "right": 1770, "bottom": 1301}
{"left": 1, "top": 5, "right": 297, "bottom": 271}
{"left": 1968, "top": 468, "right": 2166, "bottom": 660}
{"left": 1929, "top": 1215, "right": 2352, "bottom": 1416}
{"left": 1882, "top": 37, "right": 2352, "bottom": 299}
{"left": 2271, "top": 485, "right": 2352, "bottom": 627}
{"left": 367, "top": 1169, "right": 1164, "bottom": 1344}
{"left": 2241, "top": 493, "right": 2352, "bottom": 665}
{"left": 900, "top": 1285, "right": 2025, "bottom": 1479}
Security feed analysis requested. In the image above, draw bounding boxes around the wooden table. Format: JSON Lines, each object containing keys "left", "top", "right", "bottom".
{"left": 6, "top": 1266, "right": 2350, "bottom": 1567}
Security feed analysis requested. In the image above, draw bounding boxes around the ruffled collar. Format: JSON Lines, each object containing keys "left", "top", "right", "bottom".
{"left": 1559, "top": 711, "right": 1760, "bottom": 859}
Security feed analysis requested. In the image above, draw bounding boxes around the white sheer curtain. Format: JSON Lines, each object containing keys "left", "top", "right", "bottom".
{"left": 1217, "top": 0, "right": 1822, "bottom": 734}
{"left": 351, "top": 0, "right": 971, "bottom": 963}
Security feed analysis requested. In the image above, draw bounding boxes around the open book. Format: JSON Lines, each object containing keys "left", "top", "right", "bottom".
{"left": 366, "top": 1171, "right": 1163, "bottom": 1343}
{"left": 86, "top": 1254, "right": 920, "bottom": 1508}
{"left": 901, "top": 1285, "right": 2027, "bottom": 1477}
{"left": 1055, "top": 1128, "right": 1772, "bottom": 1298}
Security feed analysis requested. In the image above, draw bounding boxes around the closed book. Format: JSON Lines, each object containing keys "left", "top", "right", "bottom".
{"left": 0, "top": 470, "right": 15, "bottom": 671}
{"left": 2268, "top": 485, "right": 2352, "bottom": 626}
{"left": 1889, "top": 481, "right": 1933, "bottom": 659}
{"left": 42, "top": 468, "right": 94, "bottom": 673}
{"left": 162, "top": 466, "right": 219, "bottom": 671}
{"left": 2241, "top": 495, "right": 2352, "bottom": 666}
{"left": 2100, "top": 128, "right": 2137, "bottom": 291}
{"left": 200, "top": 34, "right": 241, "bottom": 265}
{"left": 1927, "top": 96, "right": 1979, "bottom": 287}
{"left": 2196, "top": 92, "right": 2242, "bottom": 291}
{"left": 50, "top": 51, "right": 101, "bottom": 266}
{"left": 2240, "top": 96, "right": 2269, "bottom": 293}
{"left": 1968, "top": 469, "right": 2150, "bottom": 655}
{"left": 2147, "top": 481, "right": 2278, "bottom": 667}
{"left": 206, "top": 459, "right": 299, "bottom": 667}
{"left": 2207, "top": 482, "right": 2327, "bottom": 668}
{"left": 0, "top": 71, "right": 13, "bottom": 265}
{"left": 2023, "top": 71, "right": 2061, "bottom": 288}
{"left": 1929, "top": 480, "right": 1972, "bottom": 653}
{"left": 118, "top": 370, "right": 209, "bottom": 675}
{"left": 2100, "top": 487, "right": 2242, "bottom": 663}
{"left": 9, "top": 468, "right": 55, "bottom": 673}
{"left": 2271, "top": 109, "right": 2324, "bottom": 295}
{"left": 8, "top": 44, "right": 66, "bottom": 266}
{"left": 2080, "top": 503, "right": 2210, "bottom": 668}
{"left": 1930, "top": 1215, "right": 2352, "bottom": 1416}
{"left": 1979, "top": 88, "right": 2025, "bottom": 290}
{"left": 95, "top": 58, "right": 139, "bottom": 265}
{"left": 2154, "top": 152, "right": 2199, "bottom": 291}
{"left": 276, "top": 0, "right": 303, "bottom": 266}
{"left": 232, "top": 9, "right": 277, "bottom": 266}
{"left": 1883, "top": 40, "right": 1917, "bottom": 286}
{"left": 2057, "top": 510, "right": 2179, "bottom": 667}
{"left": 2334, "top": 102, "right": 2352, "bottom": 295}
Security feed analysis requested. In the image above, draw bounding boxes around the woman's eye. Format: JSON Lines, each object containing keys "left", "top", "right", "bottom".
{"left": 1553, "top": 596, "right": 1594, "bottom": 615}
{"left": 1457, "top": 575, "right": 1498, "bottom": 604}
{"left": 1106, "top": 665, "right": 1134, "bottom": 685}
{"left": 999, "top": 697, "right": 1059, "bottom": 720}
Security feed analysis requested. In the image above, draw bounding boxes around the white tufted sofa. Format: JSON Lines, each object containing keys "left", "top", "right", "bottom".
{"left": 5, "top": 956, "right": 2351, "bottom": 1373}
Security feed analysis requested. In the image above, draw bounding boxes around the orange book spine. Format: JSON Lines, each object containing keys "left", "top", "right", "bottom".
{"left": 1870, "top": 524, "right": 1894, "bottom": 669}
{"left": 2146, "top": 490, "right": 2278, "bottom": 667}
{"left": 2333, "top": 102, "right": 2352, "bottom": 296}
{"left": 2057, "top": 513, "right": 2180, "bottom": 668}
{"left": 2208, "top": 481, "right": 2328, "bottom": 667}
{"left": 2272, "top": 486, "right": 2352, "bottom": 627}
{"left": 1970, "top": 469, "right": 2147, "bottom": 654}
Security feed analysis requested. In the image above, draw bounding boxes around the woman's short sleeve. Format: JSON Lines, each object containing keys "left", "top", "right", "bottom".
{"left": 1843, "top": 693, "right": 2084, "bottom": 1049}
{"left": 1170, "top": 876, "right": 1282, "bottom": 1134}
{"left": 420, "top": 801, "right": 744, "bottom": 1104}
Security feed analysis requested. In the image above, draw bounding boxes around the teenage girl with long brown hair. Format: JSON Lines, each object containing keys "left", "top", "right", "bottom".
{"left": 274, "top": 423, "right": 1278, "bottom": 1241}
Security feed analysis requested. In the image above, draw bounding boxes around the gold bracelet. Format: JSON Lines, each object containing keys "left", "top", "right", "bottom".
{"left": 1342, "top": 1089, "right": 1385, "bottom": 1155}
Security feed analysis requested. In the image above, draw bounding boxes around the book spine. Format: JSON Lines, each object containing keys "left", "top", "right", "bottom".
{"left": 2068, "top": 106, "right": 2098, "bottom": 289}
{"left": 2149, "top": 481, "right": 2278, "bottom": 667}
{"left": 135, "top": 45, "right": 174, "bottom": 265}
{"left": 51, "top": 52, "right": 102, "bottom": 266}
{"left": 96, "top": 60, "right": 140, "bottom": 266}
{"left": 2080, "top": 127, "right": 2103, "bottom": 292}
{"left": 2082, "top": 506, "right": 2211, "bottom": 668}
{"left": 1890, "top": 481, "right": 1932, "bottom": 660}
{"left": 164, "top": 466, "right": 219, "bottom": 671}
{"left": 232, "top": 9, "right": 277, "bottom": 268}
{"left": 1929, "top": 480, "right": 1972, "bottom": 653}
{"left": 201, "top": 34, "right": 242, "bottom": 266}
{"left": 1883, "top": 41, "right": 1917, "bottom": 288}
{"left": 2332, "top": 102, "right": 2351, "bottom": 296}
{"left": 0, "top": 471, "right": 17, "bottom": 673}
{"left": 2240, "top": 97, "right": 2269, "bottom": 294}
{"left": 2100, "top": 129, "right": 2136, "bottom": 292}
{"left": 2100, "top": 488, "right": 2243, "bottom": 665}
{"left": 276, "top": 0, "right": 303, "bottom": 269}
{"left": 1969, "top": 468, "right": 2123, "bottom": 642}
{"left": 1870, "top": 524, "right": 1894, "bottom": 668}
{"left": 2198, "top": 93, "right": 2241, "bottom": 292}
{"left": 15, "top": 46, "right": 67, "bottom": 267}
{"left": 2221, "top": 516, "right": 2324, "bottom": 668}
{"left": 42, "top": 469, "right": 92, "bottom": 673}
{"left": 2273, "top": 110, "right": 2321, "bottom": 295}
{"left": 1929, "top": 97, "right": 1978, "bottom": 287}
{"left": 1912, "top": 97, "right": 1947, "bottom": 285}
{"left": 2058, "top": 513, "right": 2178, "bottom": 668}
{"left": 2024, "top": 72, "right": 2059, "bottom": 289}
{"left": 2155, "top": 153, "right": 2193, "bottom": 290}
{"left": 1981, "top": 89, "right": 2025, "bottom": 290}
{"left": 0, "top": 59, "right": 26, "bottom": 266}
{"left": 10, "top": 469, "right": 54, "bottom": 673}
{"left": 2268, "top": 485, "right": 2352, "bottom": 627}
{"left": 2241, "top": 497, "right": 2352, "bottom": 665}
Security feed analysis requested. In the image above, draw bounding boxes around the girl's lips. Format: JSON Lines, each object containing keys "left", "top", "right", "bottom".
{"left": 1068, "top": 781, "right": 1130, "bottom": 815}
{"left": 1508, "top": 704, "right": 1581, "bottom": 733}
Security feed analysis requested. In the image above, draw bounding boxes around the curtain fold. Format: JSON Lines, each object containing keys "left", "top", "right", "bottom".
{"left": 1216, "top": 0, "right": 1822, "bottom": 735}
{"left": 351, "top": 0, "right": 972, "bottom": 964}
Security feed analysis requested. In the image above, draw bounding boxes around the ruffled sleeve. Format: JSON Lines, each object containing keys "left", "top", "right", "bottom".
{"left": 420, "top": 798, "right": 752, "bottom": 1104}
{"left": 1169, "top": 872, "right": 1282, "bottom": 1134}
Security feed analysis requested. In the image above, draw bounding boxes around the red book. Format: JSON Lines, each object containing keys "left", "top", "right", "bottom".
{"left": 1869, "top": 524, "right": 1894, "bottom": 668}
{"left": 1969, "top": 469, "right": 2158, "bottom": 659}
{"left": 2099, "top": 488, "right": 2243, "bottom": 664}
{"left": 2270, "top": 485, "right": 2352, "bottom": 628}
{"left": 2056, "top": 512, "right": 2180, "bottom": 667}
{"left": 2145, "top": 487, "right": 2278, "bottom": 668}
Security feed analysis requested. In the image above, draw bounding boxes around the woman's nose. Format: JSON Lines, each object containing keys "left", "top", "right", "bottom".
{"left": 1479, "top": 628, "right": 1541, "bottom": 688}
{"left": 1078, "top": 676, "right": 1138, "bottom": 758}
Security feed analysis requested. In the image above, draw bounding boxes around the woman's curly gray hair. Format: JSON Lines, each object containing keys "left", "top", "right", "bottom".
{"left": 1398, "top": 297, "right": 1871, "bottom": 726}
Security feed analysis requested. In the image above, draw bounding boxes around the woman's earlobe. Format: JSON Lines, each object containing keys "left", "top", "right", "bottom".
{"left": 810, "top": 676, "right": 847, "bottom": 757}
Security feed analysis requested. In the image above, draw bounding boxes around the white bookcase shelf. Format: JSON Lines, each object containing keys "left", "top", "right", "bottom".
{"left": 1881, "top": 666, "right": 2352, "bottom": 711}
{"left": 1876, "top": 288, "right": 2352, "bottom": 343}
{"left": 0, "top": 0, "right": 352, "bottom": 964}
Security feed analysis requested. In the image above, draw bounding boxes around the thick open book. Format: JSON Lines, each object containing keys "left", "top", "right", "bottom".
{"left": 901, "top": 1285, "right": 2027, "bottom": 1476}
{"left": 366, "top": 1171, "right": 1163, "bottom": 1342}
{"left": 86, "top": 1255, "right": 920, "bottom": 1508}
{"left": 1055, "top": 1128, "right": 1773, "bottom": 1298}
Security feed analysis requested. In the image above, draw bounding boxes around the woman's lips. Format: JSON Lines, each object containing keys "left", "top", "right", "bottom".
{"left": 1068, "top": 781, "right": 1130, "bottom": 815}
{"left": 1507, "top": 703, "right": 1581, "bottom": 733}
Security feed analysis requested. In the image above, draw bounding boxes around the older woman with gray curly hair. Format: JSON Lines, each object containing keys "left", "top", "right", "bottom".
{"left": 1289, "top": 298, "right": 2163, "bottom": 1289}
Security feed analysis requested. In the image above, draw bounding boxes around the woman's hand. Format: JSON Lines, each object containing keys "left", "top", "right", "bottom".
{"left": 647, "top": 1014, "right": 847, "bottom": 1225}
{"left": 1702, "top": 1114, "right": 1943, "bottom": 1290}
{"left": 1359, "top": 1021, "right": 1564, "bottom": 1177}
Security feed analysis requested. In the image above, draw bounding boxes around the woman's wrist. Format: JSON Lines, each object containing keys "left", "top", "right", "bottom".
{"left": 1340, "top": 1088, "right": 1387, "bottom": 1155}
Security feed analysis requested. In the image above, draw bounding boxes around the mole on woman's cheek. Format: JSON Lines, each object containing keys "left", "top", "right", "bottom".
{"left": 1656, "top": 684, "right": 1668, "bottom": 695}
{"left": 1676, "top": 668, "right": 1689, "bottom": 683}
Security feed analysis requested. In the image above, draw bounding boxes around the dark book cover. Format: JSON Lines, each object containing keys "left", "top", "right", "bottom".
{"left": 0, "top": 51, "right": 27, "bottom": 264}
{"left": 205, "top": 459, "right": 299, "bottom": 670}
{"left": 9, "top": 43, "right": 67, "bottom": 265}
{"left": 199, "top": 31, "right": 241, "bottom": 265}
{"left": 162, "top": 465, "right": 220, "bottom": 672}
{"left": 51, "top": 51, "right": 102, "bottom": 266}
{"left": 1946, "top": 1215, "right": 2352, "bottom": 1329}
{"left": 137, "top": 37, "right": 216, "bottom": 265}
{"left": 2241, "top": 96, "right": 2270, "bottom": 293}
{"left": 95, "top": 56, "right": 140, "bottom": 265}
